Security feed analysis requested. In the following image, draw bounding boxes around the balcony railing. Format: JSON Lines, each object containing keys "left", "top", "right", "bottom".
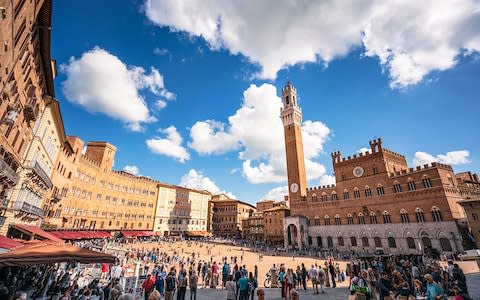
{"left": 51, "top": 193, "right": 63, "bottom": 203}
{"left": 25, "top": 160, "right": 53, "bottom": 189}
{"left": 13, "top": 201, "right": 44, "bottom": 217}
{"left": 24, "top": 104, "right": 37, "bottom": 122}
{"left": 0, "top": 156, "right": 20, "bottom": 185}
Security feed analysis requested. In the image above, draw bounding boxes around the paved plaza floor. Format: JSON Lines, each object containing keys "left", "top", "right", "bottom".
{"left": 171, "top": 272, "right": 480, "bottom": 300}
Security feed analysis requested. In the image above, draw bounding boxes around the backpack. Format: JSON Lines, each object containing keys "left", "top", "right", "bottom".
{"left": 166, "top": 275, "right": 176, "bottom": 291}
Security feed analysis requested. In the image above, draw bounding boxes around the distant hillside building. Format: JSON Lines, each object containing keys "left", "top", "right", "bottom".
{"left": 281, "top": 82, "right": 480, "bottom": 254}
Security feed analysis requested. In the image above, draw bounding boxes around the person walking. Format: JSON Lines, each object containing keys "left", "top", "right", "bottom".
{"left": 301, "top": 263, "right": 307, "bottom": 292}
{"left": 142, "top": 274, "right": 155, "bottom": 300}
{"left": 177, "top": 270, "right": 188, "bottom": 300}
{"left": 238, "top": 273, "right": 249, "bottom": 300}
{"left": 165, "top": 270, "right": 177, "bottom": 300}
{"left": 226, "top": 275, "right": 236, "bottom": 300}
{"left": 328, "top": 262, "right": 336, "bottom": 288}
{"left": 308, "top": 265, "right": 319, "bottom": 294}
{"left": 248, "top": 272, "right": 257, "bottom": 300}
{"left": 189, "top": 270, "right": 198, "bottom": 300}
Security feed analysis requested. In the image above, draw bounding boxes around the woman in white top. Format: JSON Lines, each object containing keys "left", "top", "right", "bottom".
{"left": 225, "top": 275, "right": 236, "bottom": 300}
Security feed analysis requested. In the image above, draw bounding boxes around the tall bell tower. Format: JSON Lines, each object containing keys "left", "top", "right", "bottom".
{"left": 280, "top": 82, "right": 307, "bottom": 202}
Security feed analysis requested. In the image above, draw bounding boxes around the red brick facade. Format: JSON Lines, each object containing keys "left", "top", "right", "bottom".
{"left": 282, "top": 82, "right": 480, "bottom": 254}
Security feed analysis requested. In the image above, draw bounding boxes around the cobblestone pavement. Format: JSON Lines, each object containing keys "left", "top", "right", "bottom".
{"left": 177, "top": 272, "right": 480, "bottom": 300}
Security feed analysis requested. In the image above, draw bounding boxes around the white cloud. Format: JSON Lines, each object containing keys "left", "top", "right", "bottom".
{"left": 153, "top": 47, "right": 169, "bottom": 55}
{"left": 145, "top": 0, "right": 480, "bottom": 88}
{"left": 357, "top": 147, "right": 370, "bottom": 154}
{"left": 154, "top": 100, "right": 167, "bottom": 110}
{"left": 146, "top": 126, "right": 190, "bottom": 163}
{"left": 122, "top": 165, "right": 140, "bottom": 175}
{"left": 319, "top": 174, "right": 336, "bottom": 186}
{"left": 179, "top": 169, "right": 236, "bottom": 198}
{"left": 189, "top": 120, "right": 240, "bottom": 154}
{"left": 413, "top": 150, "right": 470, "bottom": 166}
{"left": 263, "top": 186, "right": 288, "bottom": 202}
{"left": 61, "top": 47, "right": 174, "bottom": 131}
{"left": 188, "top": 83, "right": 331, "bottom": 184}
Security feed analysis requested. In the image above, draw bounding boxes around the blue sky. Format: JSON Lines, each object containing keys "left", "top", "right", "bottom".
{"left": 52, "top": 0, "right": 480, "bottom": 203}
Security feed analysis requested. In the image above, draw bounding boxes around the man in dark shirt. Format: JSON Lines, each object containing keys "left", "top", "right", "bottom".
{"left": 378, "top": 272, "right": 392, "bottom": 300}
{"left": 301, "top": 263, "right": 307, "bottom": 291}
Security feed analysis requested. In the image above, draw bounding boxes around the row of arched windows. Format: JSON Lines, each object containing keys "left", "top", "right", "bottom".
{"left": 310, "top": 176, "right": 434, "bottom": 202}
{"left": 314, "top": 236, "right": 452, "bottom": 251}
{"left": 311, "top": 207, "right": 443, "bottom": 226}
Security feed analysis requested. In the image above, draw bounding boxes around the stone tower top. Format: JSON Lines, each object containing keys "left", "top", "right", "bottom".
{"left": 282, "top": 81, "right": 299, "bottom": 108}
{"left": 280, "top": 82, "right": 302, "bottom": 127}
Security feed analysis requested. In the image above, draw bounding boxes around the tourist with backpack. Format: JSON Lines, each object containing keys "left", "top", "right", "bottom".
{"left": 177, "top": 270, "right": 188, "bottom": 300}
{"left": 248, "top": 272, "right": 257, "bottom": 300}
{"left": 165, "top": 270, "right": 177, "bottom": 300}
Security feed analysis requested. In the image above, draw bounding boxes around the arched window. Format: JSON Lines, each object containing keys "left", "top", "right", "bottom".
{"left": 327, "top": 236, "right": 333, "bottom": 248}
{"left": 432, "top": 206, "right": 443, "bottom": 222}
{"left": 314, "top": 216, "right": 320, "bottom": 226}
{"left": 408, "top": 179, "right": 416, "bottom": 191}
{"left": 388, "top": 237, "right": 397, "bottom": 248}
{"left": 335, "top": 214, "right": 341, "bottom": 225}
{"left": 369, "top": 211, "right": 377, "bottom": 224}
{"left": 393, "top": 181, "right": 402, "bottom": 193}
{"left": 312, "top": 193, "right": 318, "bottom": 202}
{"left": 362, "top": 236, "right": 369, "bottom": 247}
{"left": 415, "top": 208, "right": 425, "bottom": 223}
{"left": 400, "top": 209, "right": 410, "bottom": 224}
{"left": 351, "top": 236, "right": 357, "bottom": 247}
{"left": 440, "top": 238, "right": 452, "bottom": 251}
{"left": 321, "top": 192, "right": 328, "bottom": 201}
{"left": 354, "top": 187, "right": 361, "bottom": 199}
{"left": 374, "top": 237, "right": 382, "bottom": 248}
{"left": 422, "top": 175, "right": 433, "bottom": 188}
{"left": 343, "top": 189, "right": 350, "bottom": 200}
{"left": 372, "top": 165, "right": 378, "bottom": 174}
{"left": 365, "top": 186, "right": 372, "bottom": 197}
{"left": 316, "top": 236, "right": 323, "bottom": 248}
{"left": 358, "top": 212, "right": 365, "bottom": 224}
{"left": 338, "top": 236, "right": 344, "bottom": 246}
{"left": 347, "top": 213, "right": 354, "bottom": 225}
{"left": 377, "top": 184, "right": 385, "bottom": 196}
{"left": 324, "top": 215, "right": 330, "bottom": 226}
{"left": 331, "top": 191, "right": 338, "bottom": 201}
{"left": 407, "top": 237, "right": 416, "bottom": 249}
{"left": 383, "top": 211, "right": 391, "bottom": 224}
{"left": 422, "top": 237, "right": 432, "bottom": 248}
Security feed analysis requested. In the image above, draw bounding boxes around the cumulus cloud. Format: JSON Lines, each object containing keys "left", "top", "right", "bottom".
{"left": 144, "top": 0, "right": 480, "bottom": 88}
{"left": 188, "top": 83, "right": 331, "bottom": 184}
{"left": 61, "top": 47, "right": 175, "bottom": 131}
{"left": 413, "top": 150, "right": 470, "bottom": 166}
{"left": 122, "top": 165, "right": 140, "bottom": 175}
{"left": 263, "top": 186, "right": 288, "bottom": 202}
{"left": 357, "top": 147, "right": 370, "bottom": 154}
{"left": 179, "top": 169, "right": 236, "bottom": 198}
{"left": 146, "top": 126, "right": 190, "bottom": 162}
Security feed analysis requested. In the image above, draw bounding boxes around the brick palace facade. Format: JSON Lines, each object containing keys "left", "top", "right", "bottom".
{"left": 281, "top": 82, "right": 480, "bottom": 254}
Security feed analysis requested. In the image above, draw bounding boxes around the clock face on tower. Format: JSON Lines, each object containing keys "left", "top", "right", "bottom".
{"left": 353, "top": 166, "right": 364, "bottom": 177}
{"left": 290, "top": 183, "right": 299, "bottom": 193}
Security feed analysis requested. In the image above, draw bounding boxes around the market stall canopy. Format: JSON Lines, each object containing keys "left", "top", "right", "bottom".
{"left": 0, "top": 242, "right": 116, "bottom": 267}
{"left": 48, "top": 230, "right": 111, "bottom": 240}
{"left": 9, "top": 224, "right": 63, "bottom": 242}
{"left": 120, "top": 230, "right": 156, "bottom": 238}
{"left": 185, "top": 231, "right": 212, "bottom": 237}
{"left": 0, "top": 235, "right": 23, "bottom": 250}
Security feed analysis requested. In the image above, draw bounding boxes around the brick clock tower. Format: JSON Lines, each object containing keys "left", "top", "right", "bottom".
{"left": 280, "top": 82, "right": 307, "bottom": 202}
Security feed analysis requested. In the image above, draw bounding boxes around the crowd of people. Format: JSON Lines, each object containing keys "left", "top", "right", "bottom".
{"left": 0, "top": 237, "right": 476, "bottom": 300}
{"left": 347, "top": 255, "right": 472, "bottom": 300}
